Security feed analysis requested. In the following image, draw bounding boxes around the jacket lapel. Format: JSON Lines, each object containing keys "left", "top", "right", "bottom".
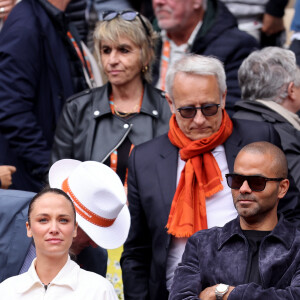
{"left": 156, "top": 136, "right": 178, "bottom": 223}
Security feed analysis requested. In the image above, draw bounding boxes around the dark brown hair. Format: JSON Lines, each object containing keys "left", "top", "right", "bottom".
{"left": 27, "top": 187, "right": 76, "bottom": 225}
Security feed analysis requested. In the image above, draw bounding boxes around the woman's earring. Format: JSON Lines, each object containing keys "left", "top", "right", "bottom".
{"left": 142, "top": 65, "right": 149, "bottom": 73}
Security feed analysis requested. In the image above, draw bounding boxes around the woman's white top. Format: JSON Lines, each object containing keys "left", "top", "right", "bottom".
{"left": 0, "top": 256, "right": 118, "bottom": 299}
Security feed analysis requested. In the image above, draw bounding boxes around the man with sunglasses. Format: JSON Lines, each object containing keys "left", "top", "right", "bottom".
{"left": 121, "top": 54, "right": 300, "bottom": 300}
{"left": 170, "top": 141, "right": 300, "bottom": 300}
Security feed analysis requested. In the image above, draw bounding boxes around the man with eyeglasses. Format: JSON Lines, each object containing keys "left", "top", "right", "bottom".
{"left": 170, "top": 141, "right": 300, "bottom": 300}
{"left": 121, "top": 54, "right": 300, "bottom": 300}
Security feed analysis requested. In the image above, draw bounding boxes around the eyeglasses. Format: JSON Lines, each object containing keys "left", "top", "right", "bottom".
{"left": 102, "top": 10, "right": 151, "bottom": 37}
{"left": 225, "top": 173, "right": 284, "bottom": 192}
{"left": 177, "top": 104, "right": 220, "bottom": 118}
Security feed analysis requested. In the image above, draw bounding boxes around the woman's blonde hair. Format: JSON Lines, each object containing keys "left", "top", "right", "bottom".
{"left": 94, "top": 12, "right": 158, "bottom": 83}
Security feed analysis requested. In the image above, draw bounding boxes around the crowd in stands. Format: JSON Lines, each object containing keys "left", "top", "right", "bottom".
{"left": 0, "top": 0, "right": 300, "bottom": 299}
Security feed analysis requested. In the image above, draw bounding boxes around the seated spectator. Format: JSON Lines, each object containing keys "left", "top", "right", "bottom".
{"left": 169, "top": 141, "right": 300, "bottom": 300}
{"left": 151, "top": 0, "right": 258, "bottom": 116}
{"left": 0, "top": 159, "right": 130, "bottom": 288}
{"left": 234, "top": 47, "right": 300, "bottom": 191}
{"left": 120, "top": 54, "right": 300, "bottom": 300}
{"left": 0, "top": 186, "right": 119, "bottom": 299}
{"left": 0, "top": 165, "right": 16, "bottom": 189}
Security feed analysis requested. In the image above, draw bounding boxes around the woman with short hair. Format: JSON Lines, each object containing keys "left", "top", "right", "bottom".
{"left": 51, "top": 10, "right": 171, "bottom": 186}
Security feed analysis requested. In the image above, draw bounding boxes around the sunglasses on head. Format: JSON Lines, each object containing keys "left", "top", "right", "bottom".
{"left": 225, "top": 173, "right": 284, "bottom": 192}
{"left": 177, "top": 104, "right": 220, "bottom": 118}
{"left": 102, "top": 10, "right": 151, "bottom": 37}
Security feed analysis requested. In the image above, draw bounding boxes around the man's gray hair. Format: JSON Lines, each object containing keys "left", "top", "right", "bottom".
{"left": 238, "top": 47, "right": 300, "bottom": 103}
{"left": 165, "top": 54, "right": 226, "bottom": 100}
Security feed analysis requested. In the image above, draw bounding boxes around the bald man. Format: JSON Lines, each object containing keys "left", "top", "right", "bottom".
{"left": 170, "top": 142, "right": 300, "bottom": 300}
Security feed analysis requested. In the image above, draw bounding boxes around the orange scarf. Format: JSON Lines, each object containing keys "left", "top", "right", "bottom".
{"left": 166, "top": 111, "right": 233, "bottom": 237}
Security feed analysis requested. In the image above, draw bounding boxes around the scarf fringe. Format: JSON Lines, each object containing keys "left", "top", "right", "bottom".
{"left": 204, "top": 184, "right": 223, "bottom": 198}
{"left": 166, "top": 226, "right": 194, "bottom": 238}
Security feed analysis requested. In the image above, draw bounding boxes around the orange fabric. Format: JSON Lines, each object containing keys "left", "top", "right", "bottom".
{"left": 108, "top": 91, "right": 143, "bottom": 189}
{"left": 67, "top": 31, "right": 94, "bottom": 80}
{"left": 166, "top": 111, "right": 233, "bottom": 237}
{"left": 159, "top": 39, "right": 170, "bottom": 91}
{"left": 62, "top": 178, "right": 116, "bottom": 227}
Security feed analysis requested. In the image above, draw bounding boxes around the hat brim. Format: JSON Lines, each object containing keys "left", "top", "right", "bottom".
{"left": 76, "top": 203, "right": 130, "bottom": 249}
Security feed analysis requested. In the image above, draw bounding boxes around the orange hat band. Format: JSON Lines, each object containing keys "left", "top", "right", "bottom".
{"left": 62, "top": 178, "right": 116, "bottom": 227}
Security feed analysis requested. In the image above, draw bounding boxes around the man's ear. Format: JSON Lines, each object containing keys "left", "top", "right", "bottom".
{"left": 221, "top": 90, "right": 227, "bottom": 109}
{"left": 278, "top": 179, "right": 290, "bottom": 200}
{"left": 193, "top": 0, "right": 203, "bottom": 10}
{"left": 165, "top": 93, "right": 176, "bottom": 114}
{"left": 26, "top": 221, "right": 33, "bottom": 238}
{"left": 287, "top": 82, "right": 296, "bottom": 101}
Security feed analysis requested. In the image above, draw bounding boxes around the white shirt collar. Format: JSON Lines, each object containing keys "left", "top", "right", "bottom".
{"left": 161, "top": 20, "right": 202, "bottom": 49}
{"left": 16, "top": 256, "right": 79, "bottom": 293}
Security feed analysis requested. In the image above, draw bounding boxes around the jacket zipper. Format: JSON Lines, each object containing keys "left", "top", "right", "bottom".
{"left": 100, "top": 123, "right": 133, "bottom": 163}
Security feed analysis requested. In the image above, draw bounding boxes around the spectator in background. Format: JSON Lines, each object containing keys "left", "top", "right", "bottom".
{"left": 66, "top": 0, "right": 88, "bottom": 43}
{"left": 290, "top": 0, "right": 300, "bottom": 66}
{"left": 234, "top": 47, "right": 300, "bottom": 191}
{"left": 51, "top": 10, "right": 171, "bottom": 185}
{"left": 0, "top": 165, "right": 16, "bottom": 189}
{"left": 220, "top": 0, "right": 288, "bottom": 47}
{"left": 0, "top": 0, "right": 95, "bottom": 192}
{"left": 151, "top": 0, "right": 258, "bottom": 116}
{"left": 0, "top": 0, "right": 16, "bottom": 31}
{"left": 51, "top": 11, "right": 171, "bottom": 298}
{"left": 87, "top": 0, "right": 133, "bottom": 21}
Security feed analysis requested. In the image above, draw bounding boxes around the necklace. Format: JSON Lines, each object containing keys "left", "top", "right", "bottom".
{"left": 112, "top": 103, "right": 140, "bottom": 118}
{"left": 109, "top": 88, "right": 144, "bottom": 118}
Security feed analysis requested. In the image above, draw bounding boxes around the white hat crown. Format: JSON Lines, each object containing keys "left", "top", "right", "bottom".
{"left": 68, "top": 162, "right": 126, "bottom": 220}
{"left": 49, "top": 159, "right": 130, "bottom": 249}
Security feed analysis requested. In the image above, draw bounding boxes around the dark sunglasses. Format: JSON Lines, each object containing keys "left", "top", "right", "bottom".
{"left": 102, "top": 10, "right": 151, "bottom": 37}
{"left": 177, "top": 104, "right": 220, "bottom": 118}
{"left": 225, "top": 173, "right": 284, "bottom": 192}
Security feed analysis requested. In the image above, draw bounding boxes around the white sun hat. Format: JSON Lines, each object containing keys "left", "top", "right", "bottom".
{"left": 49, "top": 159, "right": 130, "bottom": 249}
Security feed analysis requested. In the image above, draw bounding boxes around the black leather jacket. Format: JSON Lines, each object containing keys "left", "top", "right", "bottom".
{"left": 51, "top": 82, "right": 171, "bottom": 164}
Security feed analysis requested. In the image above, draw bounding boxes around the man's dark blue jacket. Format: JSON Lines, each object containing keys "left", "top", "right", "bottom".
{"left": 170, "top": 215, "right": 300, "bottom": 299}
{"left": 0, "top": 0, "right": 86, "bottom": 192}
{"left": 121, "top": 118, "right": 300, "bottom": 300}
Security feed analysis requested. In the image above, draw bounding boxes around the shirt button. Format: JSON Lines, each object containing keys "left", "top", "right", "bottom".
{"left": 123, "top": 124, "right": 129, "bottom": 129}
{"left": 94, "top": 110, "right": 100, "bottom": 116}
{"left": 152, "top": 110, "right": 158, "bottom": 116}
